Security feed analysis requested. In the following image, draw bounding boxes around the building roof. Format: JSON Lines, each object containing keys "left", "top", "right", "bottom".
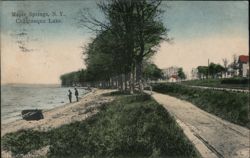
{"left": 171, "top": 75, "right": 178, "bottom": 79}
{"left": 238, "top": 55, "right": 249, "bottom": 63}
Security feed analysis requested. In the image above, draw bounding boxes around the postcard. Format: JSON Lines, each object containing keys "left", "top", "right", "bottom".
{"left": 1, "top": 1, "right": 249, "bottom": 158}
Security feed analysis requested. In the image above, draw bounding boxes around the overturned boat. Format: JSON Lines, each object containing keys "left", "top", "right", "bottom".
{"left": 21, "top": 109, "right": 44, "bottom": 121}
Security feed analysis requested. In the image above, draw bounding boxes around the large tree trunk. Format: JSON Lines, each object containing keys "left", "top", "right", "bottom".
{"left": 130, "top": 67, "right": 135, "bottom": 94}
{"left": 122, "top": 74, "right": 125, "bottom": 91}
{"left": 125, "top": 73, "right": 128, "bottom": 91}
{"left": 116, "top": 76, "right": 119, "bottom": 89}
{"left": 119, "top": 74, "right": 123, "bottom": 91}
{"left": 136, "top": 61, "right": 144, "bottom": 93}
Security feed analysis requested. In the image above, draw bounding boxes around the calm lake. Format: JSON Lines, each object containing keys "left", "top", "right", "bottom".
{"left": 1, "top": 84, "right": 88, "bottom": 124}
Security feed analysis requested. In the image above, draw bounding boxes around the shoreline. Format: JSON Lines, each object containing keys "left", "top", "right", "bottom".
{"left": 1, "top": 86, "right": 90, "bottom": 125}
{"left": 1, "top": 89, "right": 115, "bottom": 137}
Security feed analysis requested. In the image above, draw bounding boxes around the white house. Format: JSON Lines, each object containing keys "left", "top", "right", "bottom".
{"left": 238, "top": 55, "right": 249, "bottom": 77}
{"left": 191, "top": 68, "right": 199, "bottom": 80}
{"left": 162, "top": 66, "right": 179, "bottom": 79}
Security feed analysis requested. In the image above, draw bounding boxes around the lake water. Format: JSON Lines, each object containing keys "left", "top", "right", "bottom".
{"left": 1, "top": 85, "right": 88, "bottom": 124}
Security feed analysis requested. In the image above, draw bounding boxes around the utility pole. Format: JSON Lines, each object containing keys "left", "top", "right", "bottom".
{"left": 208, "top": 59, "right": 209, "bottom": 79}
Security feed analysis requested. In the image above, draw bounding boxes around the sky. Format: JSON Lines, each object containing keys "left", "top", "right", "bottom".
{"left": 1, "top": 1, "right": 249, "bottom": 84}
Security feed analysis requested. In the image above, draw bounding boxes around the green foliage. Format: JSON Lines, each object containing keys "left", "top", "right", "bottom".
{"left": 84, "top": 30, "right": 128, "bottom": 82}
{"left": 2, "top": 94, "right": 200, "bottom": 158}
{"left": 62, "top": 0, "right": 169, "bottom": 89}
{"left": 152, "top": 83, "right": 250, "bottom": 128}
{"left": 143, "top": 63, "right": 164, "bottom": 81}
{"left": 48, "top": 94, "right": 199, "bottom": 157}
{"left": 221, "top": 77, "right": 249, "bottom": 85}
{"left": 181, "top": 78, "right": 248, "bottom": 90}
{"left": 106, "top": 91, "right": 132, "bottom": 96}
{"left": 178, "top": 68, "right": 186, "bottom": 80}
{"left": 60, "top": 69, "right": 87, "bottom": 86}
{"left": 197, "top": 66, "right": 208, "bottom": 79}
{"left": 182, "top": 79, "right": 221, "bottom": 87}
{"left": 208, "top": 63, "right": 225, "bottom": 78}
{"left": 197, "top": 63, "right": 225, "bottom": 79}
{"left": 1, "top": 130, "right": 49, "bottom": 156}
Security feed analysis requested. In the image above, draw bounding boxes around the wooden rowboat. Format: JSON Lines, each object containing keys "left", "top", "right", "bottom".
{"left": 21, "top": 109, "right": 44, "bottom": 121}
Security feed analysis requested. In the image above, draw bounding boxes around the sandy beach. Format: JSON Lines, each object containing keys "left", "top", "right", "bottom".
{"left": 1, "top": 89, "right": 115, "bottom": 137}
{"left": 2, "top": 88, "right": 116, "bottom": 134}
{"left": 2, "top": 89, "right": 115, "bottom": 157}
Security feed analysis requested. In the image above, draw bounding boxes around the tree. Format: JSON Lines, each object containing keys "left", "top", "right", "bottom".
{"left": 83, "top": 30, "right": 126, "bottom": 89}
{"left": 60, "top": 70, "right": 82, "bottom": 86}
{"left": 132, "top": 1, "right": 168, "bottom": 91}
{"left": 208, "top": 63, "right": 217, "bottom": 78}
{"left": 78, "top": 0, "right": 168, "bottom": 93}
{"left": 208, "top": 63, "right": 225, "bottom": 78}
{"left": 197, "top": 66, "right": 208, "bottom": 79}
{"left": 215, "top": 64, "right": 225, "bottom": 78}
{"left": 231, "top": 54, "right": 239, "bottom": 70}
{"left": 143, "top": 63, "right": 164, "bottom": 81}
{"left": 177, "top": 68, "right": 186, "bottom": 80}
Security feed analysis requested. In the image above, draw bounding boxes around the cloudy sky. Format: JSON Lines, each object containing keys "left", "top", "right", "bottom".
{"left": 1, "top": 1, "right": 248, "bottom": 84}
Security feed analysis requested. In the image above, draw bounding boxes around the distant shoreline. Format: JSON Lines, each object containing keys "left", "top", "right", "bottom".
{"left": 1, "top": 83, "right": 92, "bottom": 88}
{"left": 1, "top": 83, "right": 61, "bottom": 87}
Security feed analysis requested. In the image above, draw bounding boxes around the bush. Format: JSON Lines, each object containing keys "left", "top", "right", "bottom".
{"left": 181, "top": 78, "right": 249, "bottom": 89}
{"left": 1, "top": 130, "right": 49, "bottom": 156}
{"left": 152, "top": 83, "right": 249, "bottom": 128}
{"left": 221, "top": 78, "right": 249, "bottom": 85}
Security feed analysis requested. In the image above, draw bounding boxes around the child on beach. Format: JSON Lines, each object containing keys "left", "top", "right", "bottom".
{"left": 68, "top": 90, "right": 72, "bottom": 103}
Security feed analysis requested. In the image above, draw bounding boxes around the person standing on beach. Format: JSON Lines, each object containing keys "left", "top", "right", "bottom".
{"left": 68, "top": 90, "right": 72, "bottom": 103}
{"left": 74, "top": 88, "right": 79, "bottom": 102}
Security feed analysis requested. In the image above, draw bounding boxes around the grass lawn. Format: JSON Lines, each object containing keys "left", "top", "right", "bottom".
{"left": 152, "top": 83, "right": 249, "bottom": 128}
{"left": 181, "top": 78, "right": 249, "bottom": 90}
{"left": 2, "top": 93, "right": 200, "bottom": 158}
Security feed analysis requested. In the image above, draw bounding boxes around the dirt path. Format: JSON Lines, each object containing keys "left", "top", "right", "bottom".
{"left": 151, "top": 91, "right": 249, "bottom": 158}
